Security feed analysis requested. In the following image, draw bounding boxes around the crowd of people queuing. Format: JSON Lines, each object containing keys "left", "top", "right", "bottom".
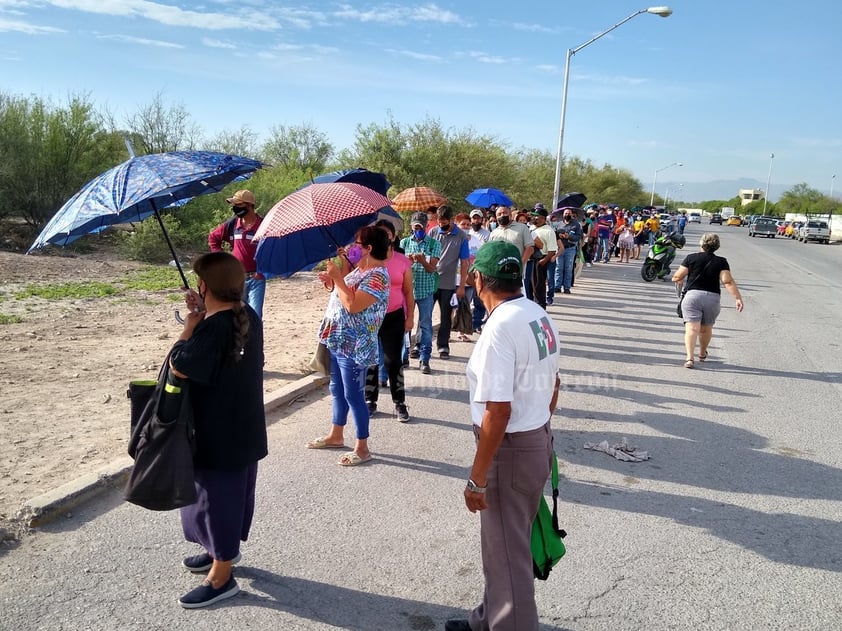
{"left": 168, "top": 188, "right": 738, "bottom": 626}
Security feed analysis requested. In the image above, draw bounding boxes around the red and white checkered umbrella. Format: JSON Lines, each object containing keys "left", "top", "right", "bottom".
{"left": 254, "top": 182, "right": 394, "bottom": 277}
{"left": 255, "top": 182, "right": 392, "bottom": 239}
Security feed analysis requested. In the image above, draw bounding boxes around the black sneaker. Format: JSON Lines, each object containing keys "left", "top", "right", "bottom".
{"left": 409, "top": 347, "right": 420, "bottom": 359}
{"left": 419, "top": 361, "right": 431, "bottom": 374}
{"left": 439, "top": 350, "right": 450, "bottom": 359}
{"left": 563, "top": 288, "right": 571, "bottom": 294}
{"left": 366, "top": 400, "right": 377, "bottom": 414}
{"left": 444, "top": 620, "right": 472, "bottom": 631}
{"left": 178, "top": 576, "right": 240, "bottom": 609}
{"left": 379, "top": 380, "right": 388, "bottom": 388}
{"left": 395, "top": 403, "right": 410, "bottom": 423}
{"left": 182, "top": 551, "right": 241, "bottom": 573}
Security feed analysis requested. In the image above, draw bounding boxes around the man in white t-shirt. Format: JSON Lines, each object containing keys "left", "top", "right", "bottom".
{"left": 446, "top": 240, "right": 560, "bottom": 631}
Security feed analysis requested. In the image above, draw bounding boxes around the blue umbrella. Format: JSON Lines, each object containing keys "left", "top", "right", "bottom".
{"left": 308, "top": 168, "right": 391, "bottom": 196}
{"left": 465, "top": 187, "right": 513, "bottom": 208}
{"left": 28, "top": 151, "right": 265, "bottom": 287}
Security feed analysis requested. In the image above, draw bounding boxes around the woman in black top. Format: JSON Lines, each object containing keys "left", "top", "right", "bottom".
{"left": 672, "top": 233, "right": 744, "bottom": 368}
{"left": 169, "top": 251, "right": 267, "bottom": 608}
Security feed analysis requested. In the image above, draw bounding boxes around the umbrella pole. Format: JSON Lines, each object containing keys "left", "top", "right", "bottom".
{"left": 150, "top": 204, "right": 190, "bottom": 290}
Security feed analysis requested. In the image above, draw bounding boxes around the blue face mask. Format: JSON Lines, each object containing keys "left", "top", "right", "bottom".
{"left": 413, "top": 229, "right": 426, "bottom": 240}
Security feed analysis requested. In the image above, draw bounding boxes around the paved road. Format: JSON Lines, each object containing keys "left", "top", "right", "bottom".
{"left": 1, "top": 225, "right": 841, "bottom": 630}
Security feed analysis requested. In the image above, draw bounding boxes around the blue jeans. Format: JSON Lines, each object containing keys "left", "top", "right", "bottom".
{"left": 555, "top": 247, "right": 577, "bottom": 291}
{"left": 245, "top": 277, "right": 266, "bottom": 319}
{"left": 546, "top": 260, "right": 557, "bottom": 297}
{"left": 329, "top": 350, "right": 370, "bottom": 440}
{"left": 596, "top": 237, "right": 610, "bottom": 262}
{"left": 414, "top": 294, "right": 434, "bottom": 362}
{"left": 472, "top": 289, "right": 486, "bottom": 330}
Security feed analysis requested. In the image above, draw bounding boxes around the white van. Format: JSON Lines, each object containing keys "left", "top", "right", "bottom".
{"left": 688, "top": 212, "right": 701, "bottom": 224}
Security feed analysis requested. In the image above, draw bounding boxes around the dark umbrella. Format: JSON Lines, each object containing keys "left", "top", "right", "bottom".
{"left": 549, "top": 206, "right": 582, "bottom": 221}
{"left": 555, "top": 192, "right": 587, "bottom": 209}
{"left": 28, "top": 151, "right": 265, "bottom": 288}
{"left": 465, "top": 187, "right": 513, "bottom": 208}
{"left": 254, "top": 182, "right": 394, "bottom": 278}
{"left": 308, "top": 168, "right": 391, "bottom": 196}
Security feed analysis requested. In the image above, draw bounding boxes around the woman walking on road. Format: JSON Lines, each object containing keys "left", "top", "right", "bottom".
{"left": 171, "top": 251, "right": 267, "bottom": 609}
{"left": 308, "top": 226, "right": 390, "bottom": 465}
{"left": 672, "top": 233, "right": 744, "bottom": 368}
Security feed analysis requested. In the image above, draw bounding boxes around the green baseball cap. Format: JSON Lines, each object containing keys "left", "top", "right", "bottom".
{"left": 469, "top": 241, "right": 522, "bottom": 280}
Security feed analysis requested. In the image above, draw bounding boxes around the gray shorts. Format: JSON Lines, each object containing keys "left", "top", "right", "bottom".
{"left": 682, "top": 290, "right": 721, "bottom": 325}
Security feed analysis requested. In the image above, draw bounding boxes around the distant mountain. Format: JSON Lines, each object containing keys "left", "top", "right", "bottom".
{"left": 660, "top": 179, "right": 791, "bottom": 204}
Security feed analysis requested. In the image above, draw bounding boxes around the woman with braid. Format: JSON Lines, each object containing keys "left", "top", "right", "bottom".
{"left": 169, "top": 251, "right": 267, "bottom": 608}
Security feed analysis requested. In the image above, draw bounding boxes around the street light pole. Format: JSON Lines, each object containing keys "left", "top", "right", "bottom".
{"left": 650, "top": 161, "right": 682, "bottom": 206}
{"left": 551, "top": 6, "right": 673, "bottom": 210}
{"left": 831, "top": 174, "right": 836, "bottom": 200}
{"left": 763, "top": 152, "right": 774, "bottom": 214}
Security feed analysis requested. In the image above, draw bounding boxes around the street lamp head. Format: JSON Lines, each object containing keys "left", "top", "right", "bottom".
{"left": 646, "top": 6, "right": 673, "bottom": 17}
{"left": 676, "top": 162, "right": 683, "bottom": 167}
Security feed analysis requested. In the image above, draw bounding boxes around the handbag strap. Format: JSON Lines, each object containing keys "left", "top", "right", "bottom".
{"left": 549, "top": 444, "right": 566, "bottom": 537}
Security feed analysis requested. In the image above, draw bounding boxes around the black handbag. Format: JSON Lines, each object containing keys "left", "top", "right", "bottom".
{"left": 125, "top": 349, "right": 197, "bottom": 511}
{"left": 676, "top": 287, "right": 687, "bottom": 318}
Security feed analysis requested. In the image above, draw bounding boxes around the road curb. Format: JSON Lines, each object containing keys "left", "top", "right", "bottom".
{"left": 15, "top": 373, "right": 328, "bottom": 530}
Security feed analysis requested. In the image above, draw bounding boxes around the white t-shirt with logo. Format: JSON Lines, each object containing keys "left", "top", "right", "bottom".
{"left": 466, "top": 296, "right": 559, "bottom": 432}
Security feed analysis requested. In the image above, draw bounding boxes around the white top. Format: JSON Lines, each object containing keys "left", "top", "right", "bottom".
{"left": 466, "top": 296, "right": 559, "bottom": 432}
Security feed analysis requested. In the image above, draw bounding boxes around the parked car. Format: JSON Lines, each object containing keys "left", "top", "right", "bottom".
{"left": 726, "top": 216, "right": 742, "bottom": 226}
{"left": 688, "top": 212, "right": 701, "bottom": 223}
{"left": 749, "top": 217, "right": 778, "bottom": 238}
{"left": 798, "top": 219, "right": 831, "bottom": 244}
{"left": 658, "top": 213, "right": 674, "bottom": 233}
{"left": 777, "top": 221, "right": 790, "bottom": 236}
{"left": 709, "top": 213, "right": 722, "bottom": 225}
{"left": 786, "top": 222, "right": 802, "bottom": 238}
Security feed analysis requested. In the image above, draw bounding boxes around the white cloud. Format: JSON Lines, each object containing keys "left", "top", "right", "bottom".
{"left": 97, "top": 33, "right": 184, "bottom": 48}
{"left": 45, "top": 0, "right": 280, "bottom": 31}
{"left": 536, "top": 64, "right": 560, "bottom": 73}
{"left": 0, "top": 17, "right": 64, "bottom": 34}
{"left": 272, "top": 42, "right": 338, "bottom": 54}
{"left": 202, "top": 37, "right": 236, "bottom": 49}
{"left": 465, "top": 50, "right": 509, "bottom": 65}
{"left": 385, "top": 48, "right": 442, "bottom": 62}
{"left": 511, "top": 22, "right": 558, "bottom": 34}
{"left": 573, "top": 72, "right": 648, "bottom": 87}
{"left": 333, "top": 2, "right": 462, "bottom": 25}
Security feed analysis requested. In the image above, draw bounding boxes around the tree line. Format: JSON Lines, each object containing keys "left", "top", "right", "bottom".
{"left": 1, "top": 91, "right": 835, "bottom": 261}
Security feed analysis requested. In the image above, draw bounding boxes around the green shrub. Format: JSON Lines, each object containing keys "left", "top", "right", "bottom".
{"left": 121, "top": 266, "right": 188, "bottom": 291}
{"left": 14, "top": 281, "right": 116, "bottom": 299}
{"left": 0, "top": 313, "right": 23, "bottom": 324}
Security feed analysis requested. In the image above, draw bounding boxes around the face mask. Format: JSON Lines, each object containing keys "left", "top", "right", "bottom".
{"left": 346, "top": 244, "right": 363, "bottom": 265}
{"left": 489, "top": 221, "right": 497, "bottom": 230}
{"left": 233, "top": 206, "right": 249, "bottom": 218}
{"left": 498, "top": 215, "right": 511, "bottom": 226}
{"left": 413, "top": 229, "right": 426, "bottom": 240}
{"left": 439, "top": 223, "right": 451, "bottom": 232}
{"left": 563, "top": 216, "right": 572, "bottom": 222}
{"left": 471, "top": 221, "right": 483, "bottom": 230}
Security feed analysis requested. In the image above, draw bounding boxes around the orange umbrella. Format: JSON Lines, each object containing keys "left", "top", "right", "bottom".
{"left": 391, "top": 186, "right": 447, "bottom": 212}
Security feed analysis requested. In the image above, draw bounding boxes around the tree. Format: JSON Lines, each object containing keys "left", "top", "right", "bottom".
{"left": 776, "top": 183, "right": 824, "bottom": 217}
{"left": 204, "top": 125, "right": 260, "bottom": 159}
{"left": 261, "top": 122, "right": 333, "bottom": 173}
{"left": 124, "top": 92, "right": 202, "bottom": 155}
{"left": 0, "top": 92, "right": 124, "bottom": 227}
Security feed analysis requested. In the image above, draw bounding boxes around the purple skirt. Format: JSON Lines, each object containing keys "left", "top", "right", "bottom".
{"left": 180, "top": 463, "right": 258, "bottom": 562}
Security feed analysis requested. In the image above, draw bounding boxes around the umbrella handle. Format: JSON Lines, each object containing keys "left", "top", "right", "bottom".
{"left": 150, "top": 204, "right": 190, "bottom": 290}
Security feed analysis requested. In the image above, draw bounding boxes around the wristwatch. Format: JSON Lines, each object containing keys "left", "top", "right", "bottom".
{"left": 466, "top": 479, "right": 487, "bottom": 494}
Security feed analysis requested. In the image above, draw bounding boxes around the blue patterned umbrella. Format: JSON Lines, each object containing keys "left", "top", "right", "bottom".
{"left": 308, "top": 168, "right": 391, "bottom": 196}
{"left": 28, "top": 151, "right": 265, "bottom": 286}
{"left": 465, "top": 187, "right": 513, "bottom": 208}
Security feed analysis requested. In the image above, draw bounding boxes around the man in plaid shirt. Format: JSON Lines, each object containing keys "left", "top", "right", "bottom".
{"left": 400, "top": 211, "right": 442, "bottom": 375}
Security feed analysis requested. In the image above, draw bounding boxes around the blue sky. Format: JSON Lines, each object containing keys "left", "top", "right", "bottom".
{"left": 2, "top": 1, "right": 840, "bottom": 198}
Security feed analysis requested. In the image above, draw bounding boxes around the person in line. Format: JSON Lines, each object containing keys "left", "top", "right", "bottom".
{"left": 431, "top": 205, "right": 469, "bottom": 360}
{"left": 594, "top": 208, "right": 613, "bottom": 263}
{"left": 207, "top": 190, "right": 265, "bottom": 319}
{"left": 171, "top": 251, "right": 267, "bottom": 609}
{"left": 446, "top": 240, "right": 560, "bottom": 631}
{"left": 307, "top": 226, "right": 390, "bottom": 464}
{"left": 618, "top": 223, "right": 635, "bottom": 263}
{"left": 553, "top": 208, "right": 582, "bottom": 295}
{"left": 488, "top": 205, "right": 535, "bottom": 266}
{"left": 632, "top": 213, "right": 647, "bottom": 260}
{"left": 528, "top": 205, "right": 557, "bottom": 309}
{"left": 364, "top": 221, "right": 414, "bottom": 422}
{"left": 468, "top": 209, "right": 491, "bottom": 332}
{"left": 644, "top": 211, "right": 661, "bottom": 247}
{"left": 671, "top": 232, "right": 744, "bottom": 369}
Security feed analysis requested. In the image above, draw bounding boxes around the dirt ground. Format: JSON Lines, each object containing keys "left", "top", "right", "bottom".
{"left": 0, "top": 249, "right": 328, "bottom": 535}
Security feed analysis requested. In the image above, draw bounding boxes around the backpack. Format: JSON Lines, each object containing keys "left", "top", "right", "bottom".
{"left": 222, "top": 216, "right": 238, "bottom": 242}
{"left": 531, "top": 448, "right": 567, "bottom": 580}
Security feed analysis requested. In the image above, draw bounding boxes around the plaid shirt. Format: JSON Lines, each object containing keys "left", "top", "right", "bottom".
{"left": 400, "top": 235, "right": 442, "bottom": 299}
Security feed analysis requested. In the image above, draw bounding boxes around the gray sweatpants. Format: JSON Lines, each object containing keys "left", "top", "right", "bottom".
{"left": 470, "top": 422, "right": 553, "bottom": 631}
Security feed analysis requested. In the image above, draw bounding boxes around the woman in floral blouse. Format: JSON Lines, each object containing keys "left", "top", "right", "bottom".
{"left": 307, "top": 226, "right": 390, "bottom": 465}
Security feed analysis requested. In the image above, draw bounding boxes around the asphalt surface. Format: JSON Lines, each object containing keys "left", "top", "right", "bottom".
{"left": 2, "top": 223, "right": 841, "bottom": 630}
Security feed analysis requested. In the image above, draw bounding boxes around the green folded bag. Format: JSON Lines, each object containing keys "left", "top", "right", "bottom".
{"left": 531, "top": 449, "right": 567, "bottom": 580}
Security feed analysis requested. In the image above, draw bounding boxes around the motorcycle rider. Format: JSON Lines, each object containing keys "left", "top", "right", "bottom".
{"left": 644, "top": 231, "right": 686, "bottom": 280}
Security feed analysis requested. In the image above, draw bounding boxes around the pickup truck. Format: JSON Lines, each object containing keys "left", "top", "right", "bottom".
{"left": 749, "top": 217, "right": 778, "bottom": 238}
{"left": 798, "top": 219, "right": 831, "bottom": 244}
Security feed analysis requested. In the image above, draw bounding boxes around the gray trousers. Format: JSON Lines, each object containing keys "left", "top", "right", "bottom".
{"left": 470, "top": 422, "right": 553, "bottom": 631}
